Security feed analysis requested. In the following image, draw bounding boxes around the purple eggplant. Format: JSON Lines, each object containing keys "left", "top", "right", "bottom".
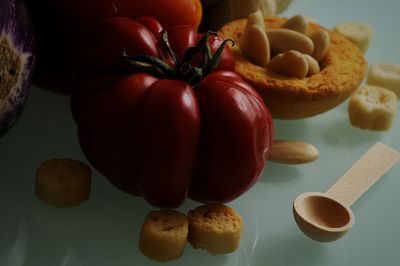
{"left": 0, "top": 0, "right": 34, "bottom": 136}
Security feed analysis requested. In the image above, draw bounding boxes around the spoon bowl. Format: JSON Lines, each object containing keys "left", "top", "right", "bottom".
{"left": 293, "top": 192, "right": 355, "bottom": 242}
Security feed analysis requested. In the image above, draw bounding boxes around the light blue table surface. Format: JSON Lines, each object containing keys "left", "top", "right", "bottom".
{"left": 1, "top": 0, "right": 399, "bottom": 265}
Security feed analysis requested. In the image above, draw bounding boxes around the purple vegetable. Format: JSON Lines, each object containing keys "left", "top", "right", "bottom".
{"left": 0, "top": 0, "right": 34, "bottom": 136}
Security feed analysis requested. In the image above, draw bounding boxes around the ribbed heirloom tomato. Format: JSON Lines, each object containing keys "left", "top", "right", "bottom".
{"left": 71, "top": 17, "right": 274, "bottom": 208}
{"left": 23, "top": 0, "right": 202, "bottom": 93}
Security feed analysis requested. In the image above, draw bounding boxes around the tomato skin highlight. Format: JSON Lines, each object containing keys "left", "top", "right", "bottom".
{"left": 72, "top": 17, "right": 274, "bottom": 208}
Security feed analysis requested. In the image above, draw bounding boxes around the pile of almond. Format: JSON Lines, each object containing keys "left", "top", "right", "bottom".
{"left": 241, "top": 11, "right": 330, "bottom": 78}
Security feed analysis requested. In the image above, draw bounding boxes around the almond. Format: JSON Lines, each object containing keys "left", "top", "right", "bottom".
{"left": 241, "top": 24, "right": 271, "bottom": 67}
{"left": 267, "top": 28, "right": 314, "bottom": 55}
{"left": 282, "top": 15, "right": 309, "bottom": 34}
{"left": 269, "top": 140, "right": 319, "bottom": 164}
{"left": 267, "top": 50, "right": 309, "bottom": 78}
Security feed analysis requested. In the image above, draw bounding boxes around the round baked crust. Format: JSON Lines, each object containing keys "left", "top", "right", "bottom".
{"left": 219, "top": 17, "right": 367, "bottom": 119}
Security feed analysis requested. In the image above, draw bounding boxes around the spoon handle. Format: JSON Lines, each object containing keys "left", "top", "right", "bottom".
{"left": 326, "top": 142, "right": 400, "bottom": 207}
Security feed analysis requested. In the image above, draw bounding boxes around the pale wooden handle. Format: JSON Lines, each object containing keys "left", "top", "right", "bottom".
{"left": 326, "top": 142, "right": 400, "bottom": 207}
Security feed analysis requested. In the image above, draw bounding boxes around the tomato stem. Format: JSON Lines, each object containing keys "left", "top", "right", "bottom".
{"left": 122, "top": 30, "right": 233, "bottom": 86}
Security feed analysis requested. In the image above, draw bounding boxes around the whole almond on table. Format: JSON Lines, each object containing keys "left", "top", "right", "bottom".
{"left": 269, "top": 140, "right": 319, "bottom": 164}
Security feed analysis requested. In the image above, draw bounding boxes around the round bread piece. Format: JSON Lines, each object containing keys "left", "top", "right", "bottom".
{"left": 219, "top": 17, "right": 367, "bottom": 119}
{"left": 139, "top": 210, "right": 189, "bottom": 262}
{"left": 348, "top": 85, "right": 398, "bottom": 131}
{"left": 187, "top": 203, "right": 243, "bottom": 255}
{"left": 35, "top": 159, "right": 91, "bottom": 207}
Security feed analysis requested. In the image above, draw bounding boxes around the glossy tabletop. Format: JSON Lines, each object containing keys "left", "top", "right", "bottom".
{"left": 1, "top": 0, "right": 400, "bottom": 265}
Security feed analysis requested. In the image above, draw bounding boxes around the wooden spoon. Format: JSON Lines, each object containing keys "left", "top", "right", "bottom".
{"left": 293, "top": 142, "right": 400, "bottom": 242}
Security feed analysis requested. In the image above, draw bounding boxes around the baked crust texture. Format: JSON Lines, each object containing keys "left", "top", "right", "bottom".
{"left": 219, "top": 17, "right": 367, "bottom": 119}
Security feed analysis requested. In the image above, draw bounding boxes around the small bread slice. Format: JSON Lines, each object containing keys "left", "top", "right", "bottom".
{"left": 187, "top": 203, "right": 243, "bottom": 255}
{"left": 35, "top": 159, "right": 91, "bottom": 207}
{"left": 139, "top": 210, "right": 189, "bottom": 262}
{"left": 348, "top": 85, "right": 398, "bottom": 131}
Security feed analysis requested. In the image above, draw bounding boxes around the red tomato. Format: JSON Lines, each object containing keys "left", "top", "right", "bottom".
{"left": 72, "top": 17, "right": 274, "bottom": 208}
{"left": 23, "top": 0, "right": 202, "bottom": 93}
